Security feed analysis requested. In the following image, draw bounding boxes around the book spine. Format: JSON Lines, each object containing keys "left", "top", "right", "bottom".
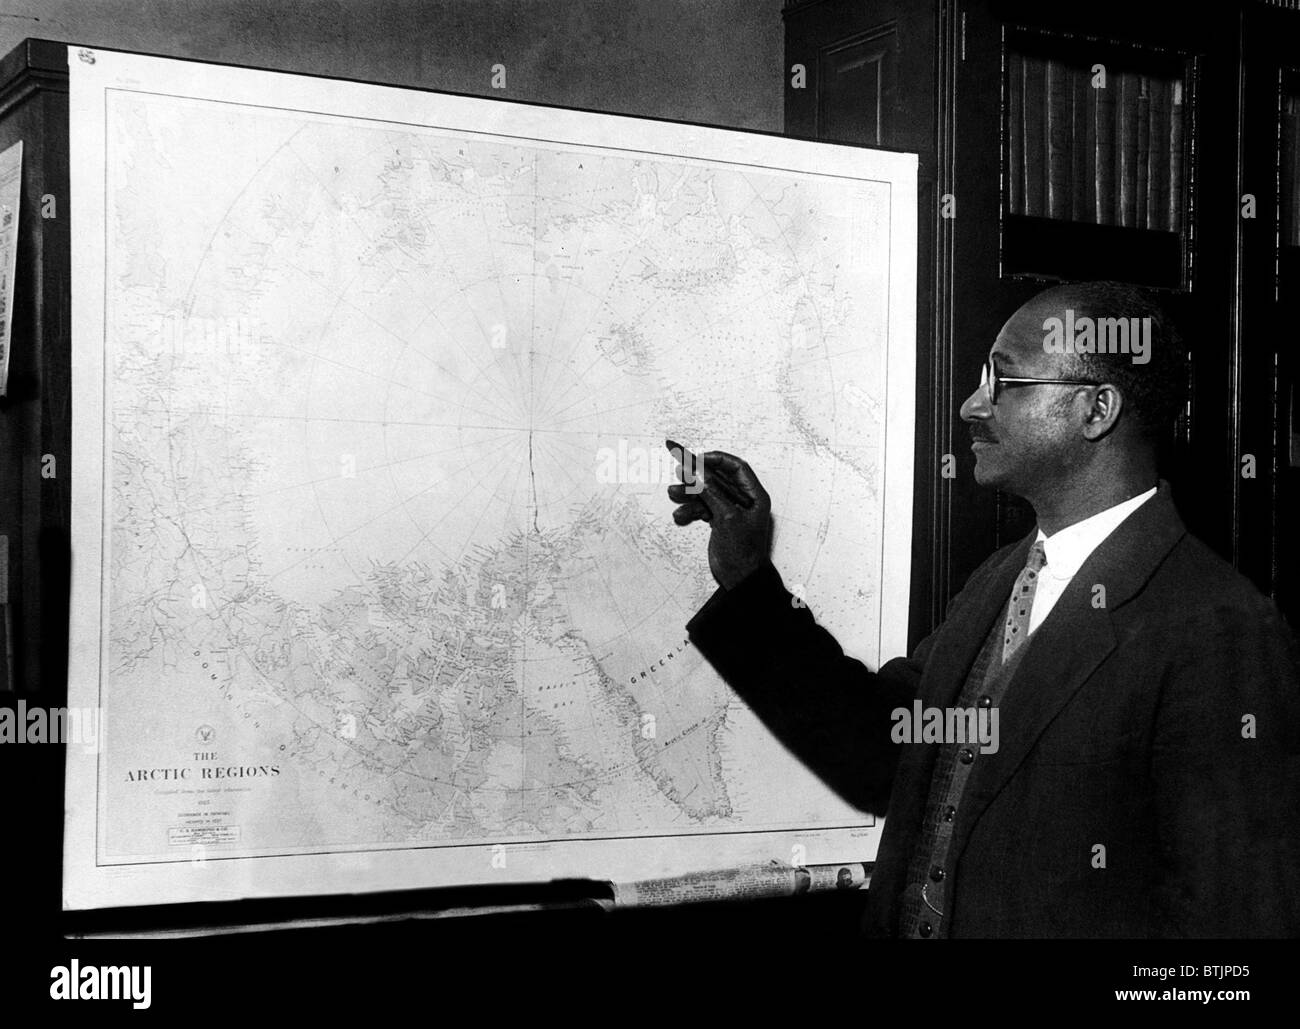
{"left": 1169, "top": 78, "right": 1185, "bottom": 233}
{"left": 1009, "top": 52, "right": 1024, "bottom": 216}
{"left": 1116, "top": 72, "right": 1139, "bottom": 228}
{"left": 1146, "top": 77, "right": 1168, "bottom": 230}
{"left": 1046, "top": 59, "right": 1071, "bottom": 219}
{"left": 1023, "top": 55, "right": 1046, "bottom": 217}
{"left": 1095, "top": 70, "right": 1116, "bottom": 225}
{"left": 1072, "top": 68, "right": 1091, "bottom": 222}
{"left": 1135, "top": 75, "right": 1151, "bottom": 228}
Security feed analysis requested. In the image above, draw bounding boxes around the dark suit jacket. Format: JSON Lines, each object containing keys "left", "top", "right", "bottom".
{"left": 686, "top": 483, "right": 1300, "bottom": 937}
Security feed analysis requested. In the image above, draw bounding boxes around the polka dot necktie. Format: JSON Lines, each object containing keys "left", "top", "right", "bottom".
{"left": 1002, "top": 541, "right": 1046, "bottom": 664}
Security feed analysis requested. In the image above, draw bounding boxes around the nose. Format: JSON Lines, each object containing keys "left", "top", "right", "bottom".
{"left": 959, "top": 383, "right": 991, "bottom": 423}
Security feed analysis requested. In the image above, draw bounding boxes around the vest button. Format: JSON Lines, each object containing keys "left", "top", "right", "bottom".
{"left": 958, "top": 747, "right": 975, "bottom": 764}
{"left": 929, "top": 865, "right": 945, "bottom": 882}
{"left": 942, "top": 805, "right": 956, "bottom": 822}
{"left": 977, "top": 695, "right": 992, "bottom": 708}
{"left": 919, "top": 921, "right": 933, "bottom": 938}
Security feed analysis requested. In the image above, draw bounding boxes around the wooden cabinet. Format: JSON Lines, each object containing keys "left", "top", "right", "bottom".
{"left": 0, "top": 39, "right": 69, "bottom": 697}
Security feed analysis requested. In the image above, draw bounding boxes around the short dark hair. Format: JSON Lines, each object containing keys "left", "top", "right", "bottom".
{"left": 1048, "top": 280, "right": 1187, "bottom": 442}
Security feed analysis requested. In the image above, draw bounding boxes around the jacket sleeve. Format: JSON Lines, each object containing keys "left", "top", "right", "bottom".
{"left": 1149, "top": 599, "right": 1300, "bottom": 937}
{"left": 685, "top": 561, "right": 935, "bottom": 814}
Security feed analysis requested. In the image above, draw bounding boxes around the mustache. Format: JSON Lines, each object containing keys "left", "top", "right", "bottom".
{"left": 969, "top": 427, "right": 998, "bottom": 443}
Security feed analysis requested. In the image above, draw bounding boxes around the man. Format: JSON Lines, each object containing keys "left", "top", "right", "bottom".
{"left": 667, "top": 281, "right": 1300, "bottom": 938}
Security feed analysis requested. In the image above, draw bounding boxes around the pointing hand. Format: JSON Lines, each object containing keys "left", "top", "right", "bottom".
{"left": 666, "top": 441, "right": 773, "bottom": 590}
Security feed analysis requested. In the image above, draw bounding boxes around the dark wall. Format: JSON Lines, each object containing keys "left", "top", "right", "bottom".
{"left": 0, "top": 0, "right": 782, "bottom": 129}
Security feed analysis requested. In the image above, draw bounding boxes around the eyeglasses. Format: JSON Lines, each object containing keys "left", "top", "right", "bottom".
{"left": 980, "top": 356, "right": 1100, "bottom": 405}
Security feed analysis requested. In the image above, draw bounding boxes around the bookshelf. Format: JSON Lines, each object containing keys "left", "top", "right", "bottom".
{"left": 1002, "top": 29, "right": 1192, "bottom": 288}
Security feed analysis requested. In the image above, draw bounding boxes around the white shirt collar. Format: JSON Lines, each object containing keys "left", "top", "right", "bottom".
{"left": 1035, "top": 486, "right": 1158, "bottom": 580}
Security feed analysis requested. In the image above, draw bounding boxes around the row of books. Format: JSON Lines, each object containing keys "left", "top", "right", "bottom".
{"left": 1008, "top": 55, "right": 1185, "bottom": 232}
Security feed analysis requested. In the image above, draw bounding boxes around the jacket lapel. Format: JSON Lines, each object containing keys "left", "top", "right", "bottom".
{"left": 870, "top": 531, "right": 1033, "bottom": 931}
{"left": 920, "top": 537, "right": 1032, "bottom": 709}
{"left": 891, "top": 535, "right": 1030, "bottom": 808}
{"left": 949, "top": 483, "right": 1187, "bottom": 858}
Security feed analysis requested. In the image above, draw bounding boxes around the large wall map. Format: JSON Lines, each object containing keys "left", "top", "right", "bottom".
{"left": 65, "top": 49, "right": 916, "bottom": 908}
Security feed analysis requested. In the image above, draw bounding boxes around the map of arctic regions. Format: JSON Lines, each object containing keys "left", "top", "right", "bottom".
{"left": 99, "top": 89, "right": 893, "bottom": 864}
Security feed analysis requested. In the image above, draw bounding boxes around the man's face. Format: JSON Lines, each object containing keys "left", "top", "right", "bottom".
{"left": 958, "top": 299, "right": 1087, "bottom": 497}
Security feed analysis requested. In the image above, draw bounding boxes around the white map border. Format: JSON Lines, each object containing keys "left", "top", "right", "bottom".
{"left": 65, "top": 47, "right": 917, "bottom": 910}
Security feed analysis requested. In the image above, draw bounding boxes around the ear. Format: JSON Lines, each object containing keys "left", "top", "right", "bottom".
{"left": 1080, "top": 383, "right": 1123, "bottom": 441}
